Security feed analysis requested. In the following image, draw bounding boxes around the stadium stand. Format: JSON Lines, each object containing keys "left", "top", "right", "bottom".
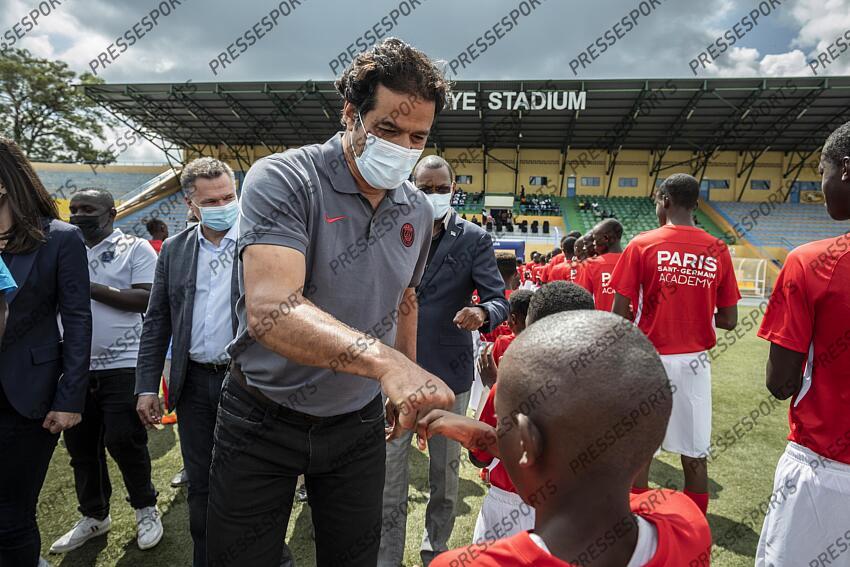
{"left": 710, "top": 201, "right": 846, "bottom": 250}
{"left": 567, "top": 196, "right": 729, "bottom": 244}
{"left": 33, "top": 166, "right": 166, "bottom": 201}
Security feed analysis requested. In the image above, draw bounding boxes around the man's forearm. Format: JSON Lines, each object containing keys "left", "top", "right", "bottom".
{"left": 394, "top": 288, "right": 418, "bottom": 362}
{"left": 91, "top": 284, "right": 151, "bottom": 313}
{"left": 248, "top": 293, "right": 404, "bottom": 380}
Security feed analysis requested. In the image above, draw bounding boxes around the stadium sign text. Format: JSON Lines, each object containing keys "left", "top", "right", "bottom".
{"left": 448, "top": 90, "right": 586, "bottom": 112}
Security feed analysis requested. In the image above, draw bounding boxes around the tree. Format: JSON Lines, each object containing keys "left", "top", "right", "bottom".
{"left": 0, "top": 48, "right": 117, "bottom": 163}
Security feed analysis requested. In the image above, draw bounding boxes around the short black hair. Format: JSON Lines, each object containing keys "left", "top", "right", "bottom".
{"left": 146, "top": 218, "right": 166, "bottom": 234}
{"left": 335, "top": 37, "right": 450, "bottom": 119}
{"left": 823, "top": 120, "right": 850, "bottom": 167}
{"left": 567, "top": 230, "right": 582, "bottom": 239}
{"left": 509, "top": 289, "right": 534, "bottom": 319}
{"left": 527, "top": 281, "right": 594, "bottom": 324}
{"left": 73, "top": 187, "right": 115, "bottom": 209}
{"left": 414, "top": 154, "right": 455, "bottom": 181}
{"left": 658, "top": 173, "right": 699, "bottom": 210}
{"left": 495, "top": 250, "right": 518, "bottom": 281}
{"left": 596, "top": 218, "right": 623, "bottom": 241}
{"left": 562, "top": 236, "right": 577, "bottom": 256}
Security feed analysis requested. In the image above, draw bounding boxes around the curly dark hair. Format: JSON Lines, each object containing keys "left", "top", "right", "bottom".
{"left": 0, "top": 137, "right": 60, "bottom": 254}
{"left": 527, "top": 281, "right": 595, "bottom": 324}
{"left": 509, "top": 289, "right": 534, "bottom": 319}
{"left": 334, "top": 37, "right": 450, "bottom": 122}
{"left": 823, "top": 120, "right": 850, "bottom": 167}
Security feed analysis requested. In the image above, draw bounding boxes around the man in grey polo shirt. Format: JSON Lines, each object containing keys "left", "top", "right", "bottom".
{"left": 205, "top": 38, "right": 455, "bottom": 567}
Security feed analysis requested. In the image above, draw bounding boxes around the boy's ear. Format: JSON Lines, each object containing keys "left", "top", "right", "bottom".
{"left": 516, "top": 413, "right": 543, "bottom": 468}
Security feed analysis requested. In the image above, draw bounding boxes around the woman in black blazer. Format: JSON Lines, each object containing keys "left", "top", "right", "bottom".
{"left": 0, "top": 137, "right": 92, "bottom": 566}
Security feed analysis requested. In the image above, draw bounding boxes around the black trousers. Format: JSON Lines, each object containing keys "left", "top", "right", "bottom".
{"left": 0, "top": 388, "right": 58, "bottom": 567}
{"left": 63, "top": 368, "right": 157, "bottom": 519}
{"left": 206, "top": 375, "right": 386, "bottom": 567}
{"left": 176, "top": 362, "right": 226, "bottom": 567}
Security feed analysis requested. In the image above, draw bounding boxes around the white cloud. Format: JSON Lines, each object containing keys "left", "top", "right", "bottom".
{"left": 759, "top": 49, "right": 810, "bottom": 75}
{"left": 3, "top": 0, "right": 850, "bottom": 163}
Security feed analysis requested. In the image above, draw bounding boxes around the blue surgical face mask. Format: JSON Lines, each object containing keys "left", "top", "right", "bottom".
{"left": 197, "top": 199, "right": 238, "bottom": 231}
{"left": 351, "top": 111, "right": 423, "bottom": 190}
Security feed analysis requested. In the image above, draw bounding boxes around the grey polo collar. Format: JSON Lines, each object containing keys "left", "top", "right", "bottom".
{"left": 320, "top": 132, "right": 411, "bottom": 206}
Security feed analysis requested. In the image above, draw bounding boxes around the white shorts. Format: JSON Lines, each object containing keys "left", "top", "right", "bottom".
{"left": 660, "top": 352, "right": 711, "bottom": 458}
{"left": 756, "top": 442, "right": 850, "bottom": 567}
{"left": 472, "top": 485, "right": 535, "bottom": 544}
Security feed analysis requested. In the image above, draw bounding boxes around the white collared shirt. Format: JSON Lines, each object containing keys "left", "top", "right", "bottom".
{"left": 87, "top": 228, "right": 157, "bottom": 370}
{"left": 188, "top": 222, "right": 237, "bottom": 364}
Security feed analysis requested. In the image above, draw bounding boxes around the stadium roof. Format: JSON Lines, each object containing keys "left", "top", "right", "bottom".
{"left": 83, "top": 77, "right": 850, "bottom": 157}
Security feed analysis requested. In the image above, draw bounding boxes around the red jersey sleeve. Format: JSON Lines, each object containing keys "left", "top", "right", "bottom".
{"left": 716, "top": 247, "right": 741, "bottom": 308}
{"left": 470, "top": 386, "right": 497, "bottom": 466}
{"left": 492, "top": 334, "right": 515, "bottom": 366}
{"left": 610, "top": 241, "right": 643, "bottom": 302}
{"left": 758, "top": 253, "right": 812, "bottom": 354}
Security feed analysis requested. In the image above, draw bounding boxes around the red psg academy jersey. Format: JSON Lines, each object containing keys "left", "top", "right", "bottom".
{"left": 610, "top": 225, "right": 740, "bottom": 355}
{"left": 758, "top": 233, "right": 850, "bottom": 465}
{"left": 575, "top": 252, "right": 622, "bottom": 312}
{"left": 549, "top": 259, "right": 572, "bottom": 282}
{"left": 431, "top": 490, "right": 711, "bottom": 566}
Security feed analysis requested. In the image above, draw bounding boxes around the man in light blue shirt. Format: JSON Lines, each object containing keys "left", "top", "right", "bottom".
{"left": 189, "top": 220, "right": 237, "bottom": 365}
{"left": 135, "top": 157, "right": 243, "bottom": 567}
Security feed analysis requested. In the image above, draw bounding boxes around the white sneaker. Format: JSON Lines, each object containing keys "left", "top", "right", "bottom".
{"left": 49, "top": 516, "right": 111, "bottom": 553}
{"left": 38, "top": 557, "right": 51, "bottom": 567}
{"left": 135, "top": 505, "right": 163, "bottom": 550}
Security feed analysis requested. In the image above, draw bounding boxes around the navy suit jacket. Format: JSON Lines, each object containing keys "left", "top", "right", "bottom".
{"left": 135, "top": 225, "right": 239, "bottom": 407}
{"left": 416, "top": 212, "right": 509, "bottom": 394}
{"left": 0, "top": 219, "right": 92, "bottom": 418}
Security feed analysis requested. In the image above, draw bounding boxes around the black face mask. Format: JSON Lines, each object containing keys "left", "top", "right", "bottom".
{"left": 70, "top": 214, "right": 108, "bottom": 241}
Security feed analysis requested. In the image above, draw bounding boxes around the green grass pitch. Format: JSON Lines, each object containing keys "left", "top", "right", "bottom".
{"left": 37, "top": 310, "right": 787, "bottom": 566}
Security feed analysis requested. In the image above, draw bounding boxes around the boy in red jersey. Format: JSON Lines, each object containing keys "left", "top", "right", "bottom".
{"left": 479, "top": 290, "right": 534, "bottom": 388}
{"left": 611, "top": 173, "right": 740, "bottom": 515}
{"left": 571, "top": 236, "right": 589, "bottom": 284}
{"left": 427, "top": 310, "right": 711, "bottom": 566}
{"left": 429, "top": 283, "right": 594, "bottom": 548}
{"left": 549, "top": 237, "right": 576, "bottom": 282}
{"left": 480, "top": 251, "right": 521, "bottom": 343}
{"left": 491, "top": 290, "right": 533, "bottom": 365}
{"left": 542, "top": 237, "right": 570, "bottom": 283}
{"left": 755, "top": 122, "right": 850, "bottom": 566}
{"left": 576, "top": 219, "right": 624, "bottom": 311}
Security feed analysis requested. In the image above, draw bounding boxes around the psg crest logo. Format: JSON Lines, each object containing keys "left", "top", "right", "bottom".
{"left": 400, "top": 223, "right": 415, "bottom": 247}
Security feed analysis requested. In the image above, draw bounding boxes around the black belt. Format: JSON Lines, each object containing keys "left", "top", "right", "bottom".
{"left": 188, "top": 359, "right": 229, "bottom": 373}
{"left": 229, "top": 363, "right": 375, "bottom": 425}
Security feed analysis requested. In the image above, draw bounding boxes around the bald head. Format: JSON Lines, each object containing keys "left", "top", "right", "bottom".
{"left": 413, "top": 154, "right": 454, "bottom": 182}
{"left": 593, "top": 218, "right": 623, "bottom": 254}
{"left": 72, "top": 187, "right": 115, "bottom": 210}
{"left": 573, "top": 236, "right": 586, "bottom": 260}
{"left": 496, "top": 311, "right": 671, "bottom": 492}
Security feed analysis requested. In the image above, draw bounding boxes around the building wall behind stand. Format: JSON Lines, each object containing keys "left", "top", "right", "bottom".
{"left": 183, "top": 144, "right": 821, "bottom": 204}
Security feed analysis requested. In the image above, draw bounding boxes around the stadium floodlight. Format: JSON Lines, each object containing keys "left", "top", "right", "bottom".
{"left": 796, "top": 108, "right": 808, "bottom": 120}
{"left": 686, "top": 108, "right": 695, "bottom": 120}
{"left": 741, "top": 108, "right": 751, "bottom": 119}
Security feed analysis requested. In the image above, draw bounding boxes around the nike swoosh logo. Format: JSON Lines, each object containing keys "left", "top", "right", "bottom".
{"left": 325, "top": 215, "right": 346, "bottom": 223}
